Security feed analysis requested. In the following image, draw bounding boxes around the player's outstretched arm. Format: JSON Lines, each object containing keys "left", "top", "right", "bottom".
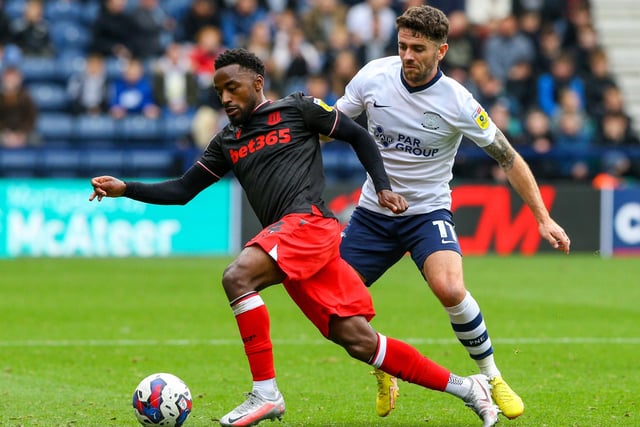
{"left": 89, "top": 176, "right": 126, "bottom": 201}
{"left": 89, "top": 164, "right": 218, "bottom": 206}
{"left": 482, "top": 129, "right": 571, "bottom": 254}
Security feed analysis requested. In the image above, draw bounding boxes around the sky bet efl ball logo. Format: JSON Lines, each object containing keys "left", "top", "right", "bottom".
{"left": 472, "top": 106, "right": 490, "bottom": 129}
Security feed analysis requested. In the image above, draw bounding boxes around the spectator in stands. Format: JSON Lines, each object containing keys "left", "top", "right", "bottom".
{"left": 220, "top": 0, "right": 268, "bottom": 48}
{"left": 67, "top": 53, "right": 110, "bottom": 115}
{"left": 583, "top": 47, "right": 617, "bottom": 117}
{"left": 0, "top": 66, "right": 39, "bottom": 148}
{"left": 464, "top": 59, "right": 490, "bottom": 100}
{"left": 440, "top": 11, "right": 482, "bottom": 83}
{"left": 407, "top": 0, "right": 465, "bottom": 16}
{"left": 552, "top": 110, "right": 593, "bottom": 181}
{"left": 328, "top": 49, "right": 359, "bottom": 99}
{"left": 522, "top": 107, "right": 553, "bottom": 153}
{"left": 517, "top": 10, "right": 543, "bottom": 54}
{"left": 483, "top": 14, "right": 536, "bottom": 83}
{"left": 512, "top": 0, "right": 568, "bottom": 29}
{"left": 572, "top": 23, "right": 600, "bottom": 77}
{"left": 345, "top": 0, "right": 396, "bottom": 64}
{"left": 189, "top": 25, "right": 225, "bottom": 106}
{"left": 130, "top": 0, "right": 175, "bottom": 59}
{"left": 584, "top": 48, "right": 617, "bottom": 117}
{"left": 304, "top": 73, "right": 337, "bottom": 107}
{"left": 550, "top": 87, "right": 592, "bottom": 134}
{"left": 534, "top": 25, "right": 563, "bottom": 75}
{"left": 465, "top": 59, "right": 505, "bottom": 112}
{"left": 271, "top": 9, "right": 321, "bottom": 94}
{"left": 178, "top": 104, "right": 224, "bottom": 150}
{"left": 245, "top": 20, "right": 273, "bottom": 68}
{"left": 90, "top": 0, "right": 137, "bottom": 59}
{"left": 465, "top": 0, "right": 511, "bottom": 36}
{"left": 520, "top": 107, "right": 556, "bottom": 179}
{"left": 490, "top": 100, "right": 523, "bottom": 144}
{"left": 0, "top": 1, "right": 13, "bottom": 45}
{"left": 560, "top": 0, "right": 592, "bottom": 50}
{"left": 599, "top": 85, "right": 628, "bottom": 119}
{"left": 320, "top": 24, "right": 353, "bottom": 74}
{"left": 537, "top": 52, "right": 586, "bottom": 116}
{"left": 597, "top": 85, "right": 639, "bottom": 154}
{"left": 506, "top": 59, "right": 537, "bottom": 117}
{"left": 152, "top": 42, "right": 198, "bottom": 116}
{"left": 180, "top": 0, "right": 222, "bottom": 44}
{"left": 301, "top": 0, "right": 348, "bottom": 54}
{"left": 109, "top": 58, "right": 160, "bottom": 119}
{"left": 597, "top": 111, "right": 640, "bottom": 148}
{"left": 10, "top": 0, "right": 54, "bottom": 57}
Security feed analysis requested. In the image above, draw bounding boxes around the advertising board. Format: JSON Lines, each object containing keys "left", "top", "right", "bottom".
{"left": 0, "top": 179, "right": 239, "bottom": 258}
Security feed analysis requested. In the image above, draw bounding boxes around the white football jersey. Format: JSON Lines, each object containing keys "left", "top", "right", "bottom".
{"left": 336, "top": 56, "right": 497, "bottom": 216}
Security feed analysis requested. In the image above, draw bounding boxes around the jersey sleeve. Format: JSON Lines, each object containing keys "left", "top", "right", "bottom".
{"left": 296, "top": 93, "right": 341, "bottom": 137}
{"left": 454, "top": 94, "right": 497, "bottom": 148}
{"left": 198, "top": 133, "right": 231, "bottom": 179}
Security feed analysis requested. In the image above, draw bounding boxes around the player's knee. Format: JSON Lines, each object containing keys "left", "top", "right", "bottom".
{"left": 328, "top": 317, "right": 378, "bottom": 362}
{"left": 343, "top": 342, "right": 373, "bottom": 362}
{"left": 221, "top": 263, "right": 254, "bottom": 297}
{"left": 433, "top": 284, "right": 467, "bottom": 307}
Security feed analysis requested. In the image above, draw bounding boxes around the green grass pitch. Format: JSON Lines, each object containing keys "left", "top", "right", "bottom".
{"left": 1, "top": 254, "right": 638, "bottom": 426}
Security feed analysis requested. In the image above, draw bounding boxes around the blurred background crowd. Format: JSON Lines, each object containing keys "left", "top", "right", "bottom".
{"left": 0, "top": 0, "right": 638, "bottom": 187}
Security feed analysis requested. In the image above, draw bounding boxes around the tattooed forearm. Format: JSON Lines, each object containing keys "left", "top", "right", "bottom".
{"left": 482, "top": 128, "right": 516, "bottom": 171}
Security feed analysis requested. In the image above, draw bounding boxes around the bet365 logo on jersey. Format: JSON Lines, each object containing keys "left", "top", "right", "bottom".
{"left": 229, "top": 128, "right": 292, "bottom": 163}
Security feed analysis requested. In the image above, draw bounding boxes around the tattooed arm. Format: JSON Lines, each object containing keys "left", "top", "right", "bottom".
{"left": 482, "top": 128, "right": 571, "bottom": 254}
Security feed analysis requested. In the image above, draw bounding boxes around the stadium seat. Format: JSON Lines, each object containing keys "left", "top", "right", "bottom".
{"left": 41, "top": 149, "right": 82, "bottom": 177}
{"left": 162, "top": 0, "right": 192, "bottom": 20}
{"left": 0, "top": 148, "right": 39, "bottom": 177}
{"left": 84, "top": 149, "right": 128, "bottom": 177}
{"left": 44, "top": 0, "right": 84, "bottom": 22}
{"left": 4, "top": 0, "right": 25, "bottom": 19}
{"left": 28, "top": 83, "right": 70, "bottom": 112}
{"left": 36, "top": 113, "right": 75, "bottom": 146}
{"left": 49, "top": 20, "right": 92, "bottom": 54}
{"left": 127, "top": 149, "right": 178, "bottom": 177}
{"left": 163, "top": 114, "right": 193, "bottom": 144}
{"left": 321, "top": 141, "right": 365, "bottom": 183}
{"left": 120, "top": 115, "right": 162, "bottom": 145}
{"left": 74, "top": 114, "right": 118, "bottom": 146}
{"left": 19, "top": 57, "right": 60, "bottom": 84}
{"left": 56, "top": 54, "right": 86, "bottom": 82}
{"left": 105, "top": 57, "right": 125, "bottom": 80}
{"left": 80, "top": 1, "right": 100, "bottom": 25}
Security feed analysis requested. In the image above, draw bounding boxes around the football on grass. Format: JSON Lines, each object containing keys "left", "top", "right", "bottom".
{"left": 132, "top": 372, "right": 192, "bottom": 426}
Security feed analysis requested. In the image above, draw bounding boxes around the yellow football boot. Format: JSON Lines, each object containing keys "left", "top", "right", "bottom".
{"left": 370, "top": 368, "right": 399, "bottom": 417}
{"left": 490, "top": 376, "right": 524, "bottom": 419}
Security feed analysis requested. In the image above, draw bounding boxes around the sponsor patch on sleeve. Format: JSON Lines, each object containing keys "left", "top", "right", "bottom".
{"left": 313, "top": 97, "right": 334, "bottom": 112}
{"left": 471, "top": 105, "right": 490, "bottom": 129}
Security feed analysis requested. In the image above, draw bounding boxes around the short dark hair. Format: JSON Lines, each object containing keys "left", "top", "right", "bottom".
{"left": 396, "top": 5, "right": 449, "bottom": 45}
{"left": 214, "top": 48, "right": 265, "bottom": 77}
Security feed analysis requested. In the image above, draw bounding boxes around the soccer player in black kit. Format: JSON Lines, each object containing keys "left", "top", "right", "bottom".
{"left": 89, "top": 48, "right": 500, "bottom": 427}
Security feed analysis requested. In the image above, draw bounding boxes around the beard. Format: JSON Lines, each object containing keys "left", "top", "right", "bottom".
{"left": 402, "top": 53, "right": 439, "bottom": 86}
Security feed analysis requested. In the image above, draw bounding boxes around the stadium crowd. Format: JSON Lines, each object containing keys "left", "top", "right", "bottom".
{"left": 0, "top": 0, "right": 638, "bottom": 186}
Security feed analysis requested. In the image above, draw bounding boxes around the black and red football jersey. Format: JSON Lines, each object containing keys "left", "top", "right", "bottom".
{"left": 199, "top": 93, "right": 339, "bottom": 227}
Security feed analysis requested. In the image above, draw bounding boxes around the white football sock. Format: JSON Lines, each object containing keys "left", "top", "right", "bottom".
{"left": 253, "top": 379, "right": 279, "bottom": 400}
{"left": 444, "top": 374, "right": 473, "bottom": 399}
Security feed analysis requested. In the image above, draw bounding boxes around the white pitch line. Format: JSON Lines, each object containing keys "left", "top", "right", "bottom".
{"left": 0, "top": 337, "right": 639, "bottom": 348}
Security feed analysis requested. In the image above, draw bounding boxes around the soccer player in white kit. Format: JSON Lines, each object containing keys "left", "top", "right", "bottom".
{"left": 336, "top": 5, "right": 571, "bottom": 421}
